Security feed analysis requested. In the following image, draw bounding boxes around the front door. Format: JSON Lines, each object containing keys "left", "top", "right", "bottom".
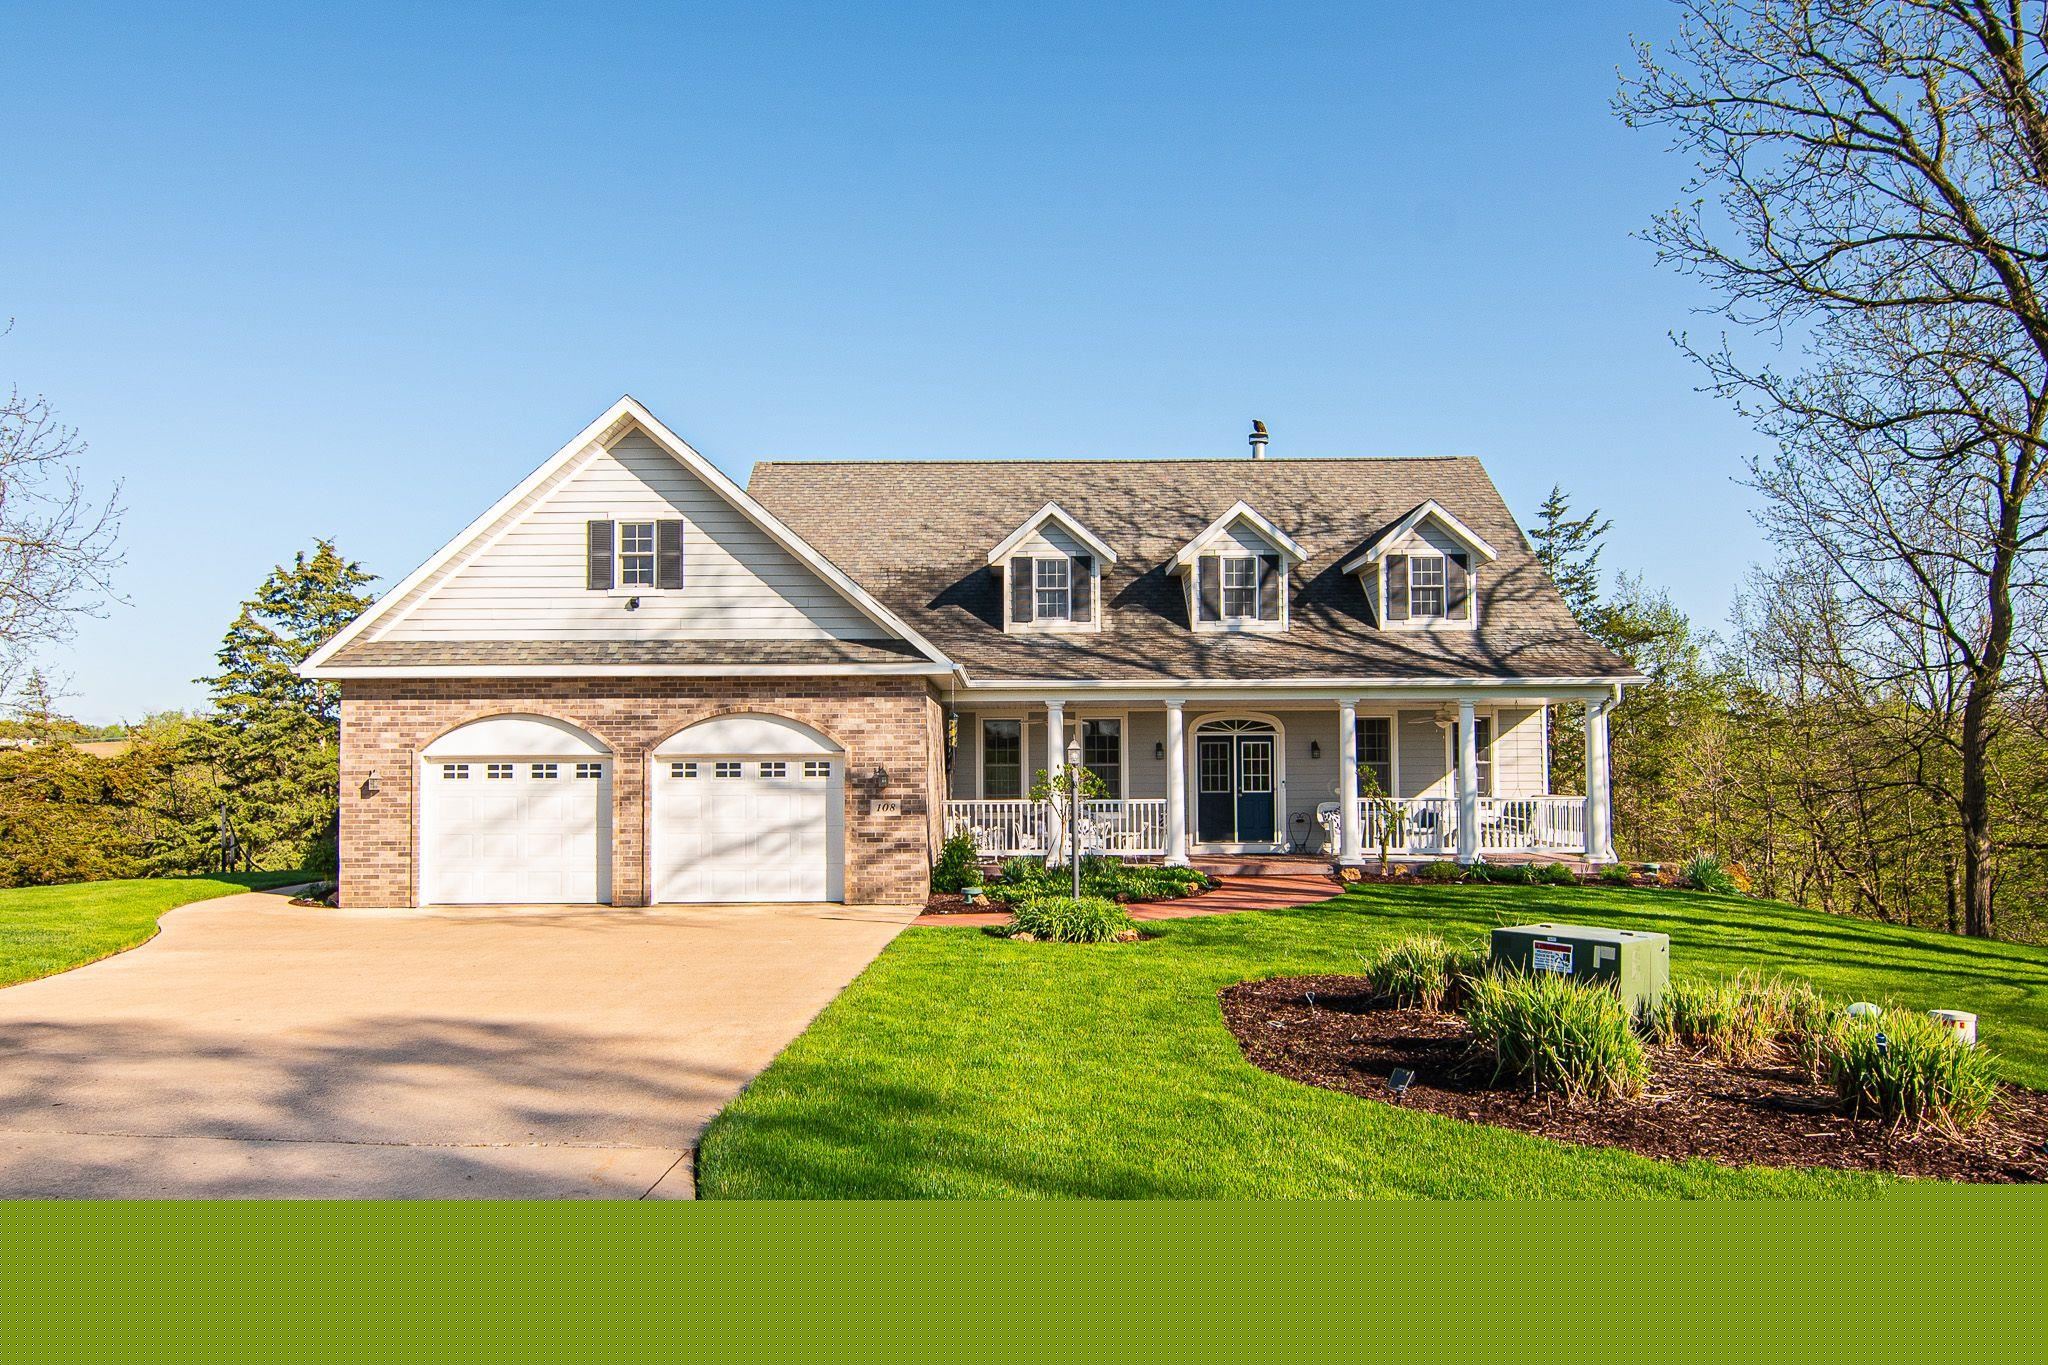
{"left": 1194, "top": 725, "right": 1277, "bottom": 846}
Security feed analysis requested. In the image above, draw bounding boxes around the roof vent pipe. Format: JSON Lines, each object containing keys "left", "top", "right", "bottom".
{"left": 1249, "top": 420, "right": 1268, "bottom": 460}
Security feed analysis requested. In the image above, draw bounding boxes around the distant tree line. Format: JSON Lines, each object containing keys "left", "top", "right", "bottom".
{"left": 0, "top": 542, "right": 373, "bottom": 885}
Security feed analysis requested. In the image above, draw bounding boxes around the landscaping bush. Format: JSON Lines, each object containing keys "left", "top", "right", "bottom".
{"left": 1679, "top": 850, "right": 1739, "bottom": 894}
{"left": 1598, "top": 864, "right": 1635, "bottom": 887}
{"left": 1643, "top": 973, "right": 1779, "bottom": 1063}
{"left": 932, "top": 831, "right": 984, "bottom": 893}
{"left": 1463, "top": 970, "right": 1649, "bottom": 1103}
{"left": 1416, "top": 860, "right": 1464, "bottom": 884}
{"left": 1826, "top": 1009, "right": 2000, "bottom": 1131}
{"left": 1001, "top": 894, "right": 1136, "bottom": 945}
{"left": 988, "top": 856, "right": 1212, "bottom": 905}
{"left": 1468, "top": 860, "right": 1532, "bottom": 885}
{"left": 1775, "top": 978, "right": 1840, "bottom": 1080}
{"left": 1535, "top": 862, "right": 1579, "bottom": 886}
{"left": 1361, "top": 934, "right": 1487, "bottom": 1011}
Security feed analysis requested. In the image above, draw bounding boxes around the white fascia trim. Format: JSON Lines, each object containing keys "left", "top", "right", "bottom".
{"left": 1341, "top": 500, "right": 1500, "bottom": 573}
{"left": 947, "top": 674, "right": 1646, "bottom": 702}
{"left": 1170, "top": 501, "right": 1308, "bottom": 572}
{"left": 304, "top": 662, "right": 953, "bottom": 680}
{"left": 985, "top": 502, "right": 1119, "bottom": 567}
{"left": 301, "top": 395, "right": 955, "bottom": 676}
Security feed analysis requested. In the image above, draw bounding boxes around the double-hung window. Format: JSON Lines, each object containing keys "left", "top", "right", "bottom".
{"left": 1408, "top": 555, "right": 1446, "bottom": 617}
{"left": 618, "top": 522, "right": 657, "bottom": 587}
{"left": 1356, "top": 716, "right": 1393, "bottom": 796}
{"left": 1221, "top": 556, "right": 1259, "bottom": 619}
{"left": 1081, "top": 719, "right": 1122, "bottom": 800}
{"left": 982, "top": 719, "right": 1023, "bottom": 799}
{"left": 1034, "top": 557, "right": 1071, "bottom": 621}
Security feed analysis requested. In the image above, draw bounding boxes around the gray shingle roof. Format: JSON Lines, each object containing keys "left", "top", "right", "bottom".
{"left": 747, "top": 457, "right": 1634, "bottom": 683}
{"left": 323, "top": 638, "right": 934, "bottom": 669}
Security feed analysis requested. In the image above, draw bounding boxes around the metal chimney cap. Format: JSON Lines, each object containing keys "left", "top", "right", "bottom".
{"left": 1248, "top": 420, "right": 1269, "bottom": 458}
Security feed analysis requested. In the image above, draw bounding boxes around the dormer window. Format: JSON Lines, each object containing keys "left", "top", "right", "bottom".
{"left": 1220, "top": 556, "right": 1260, "bottom": 619}
{"left": 987, "top": 502, "right": 1117, "bottom": 635}
{"left": 1172, "top": 502, "right": 1305, "bottom": 634}
{"left": 1035, "top": 557, "right": 1072, "bottom": 620}
{"left": 1341, "top": 500, "right": 1497, "bottom": 633}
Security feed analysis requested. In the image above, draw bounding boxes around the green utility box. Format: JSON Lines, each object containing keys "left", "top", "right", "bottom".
{"left": 1490, "top": 923, "right": 1670, "bottom": 1016}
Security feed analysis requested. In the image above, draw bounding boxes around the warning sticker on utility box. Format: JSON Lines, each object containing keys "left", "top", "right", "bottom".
{"left": 1532, "top": 940, "right": 1574, "bottom": 975}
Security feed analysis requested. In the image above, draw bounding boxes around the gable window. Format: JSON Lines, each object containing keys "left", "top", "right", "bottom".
{"left": 1356, "top": 716, "right": 1393, "bottom": 796}
{"left": 1034, "top": 558, "right": 1071, "bottom": 621}
{"left": 618, "top": 522, "right": 657, "bottom": 587}
{"left": 982, "top": 719, "right": 1023, "bottom": 799}
{"left": 1409, "top": 555, "right": 1446, "bottom": 617}
{"left": 1081, "top": 719, "right": 1122, "bottom": 800}
{"left": 1220, "top": 557, "right": 1259, "bottom": 619}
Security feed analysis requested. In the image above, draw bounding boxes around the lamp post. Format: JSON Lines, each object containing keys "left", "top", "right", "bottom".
{"left": 1067, "top": 734, "right": 1084, "bottom": 900}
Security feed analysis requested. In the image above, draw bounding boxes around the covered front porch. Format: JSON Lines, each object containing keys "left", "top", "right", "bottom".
{"left": 942, "top": 689, "right": 1618, "bottom": 865}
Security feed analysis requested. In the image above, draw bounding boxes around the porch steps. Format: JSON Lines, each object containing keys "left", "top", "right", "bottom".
{"left": 1189, "top": 854, "right": 1341, "bottom": 880}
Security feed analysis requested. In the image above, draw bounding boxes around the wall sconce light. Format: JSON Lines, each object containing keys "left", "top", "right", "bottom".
{"left": 1154, "top": 742, "right": 1165, "bottom": 760}
{"left": 869, "top": 765, "right": 890, "bottom": 787}
{"left": 361, "top": 771, "right": 382, "bottom": 797}
{"left": 625, "top": 596, "right": 641, "bottom": 611}
{"left": 1310, "top": 741, "right": 1321, "bottom": 760}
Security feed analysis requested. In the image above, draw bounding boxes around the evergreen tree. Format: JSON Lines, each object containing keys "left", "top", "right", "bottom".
{"left": 195, "top": 541, "right": 375, "bottom": 871}
{"left": 1527, "top": 485, "right": 1610, "bottom": 629}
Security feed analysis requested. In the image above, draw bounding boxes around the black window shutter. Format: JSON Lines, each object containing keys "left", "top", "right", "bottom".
{"left": 1197, "top": 555, "right": 1221, "bottom": 622}
{"left": 1071, "top": 555, "right": 1093, "bottom": 622}
{"left": 657, "top": 519, "right": 685, "bottom": 590}
{"left": 586, "top": 520, "right": 614, "bottom": 591}
{"left": 1385, "top": 554, "right": 1409, "bottom": 620}
{"left": 1447, "top": 552, "right": 1470, "bottom": 620}
{"left": 1258, "top": 554, "right": 1282, "bottom": 620}
{"left": 1010, "top": 557, "right": 1034, "bottom": 624}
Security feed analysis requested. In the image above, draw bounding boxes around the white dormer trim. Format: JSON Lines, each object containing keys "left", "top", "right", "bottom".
{"left": 301, "top": 396, "right": 953, "bottom": 677}
{"left": 985, "top": 502, "right": 1118, "bottom": 568}
{"left": 1340, "top": 500, "right": 1499, "bottom": 574}
{"left": 1171, "top": 501, "right": 1308, "bottom": 573}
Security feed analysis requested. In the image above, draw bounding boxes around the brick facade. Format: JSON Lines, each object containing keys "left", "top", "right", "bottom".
{"left": 339, "top": 677, "right": 942, "bottom": 908}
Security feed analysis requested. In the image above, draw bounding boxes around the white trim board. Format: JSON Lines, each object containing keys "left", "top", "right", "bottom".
{"left": 985, "top": 502, "right": 1119, "bottom": 567}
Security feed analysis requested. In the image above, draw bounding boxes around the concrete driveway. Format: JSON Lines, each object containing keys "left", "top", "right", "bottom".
{"left": 0, "top": 890, "right": 917, "bottom": 1199}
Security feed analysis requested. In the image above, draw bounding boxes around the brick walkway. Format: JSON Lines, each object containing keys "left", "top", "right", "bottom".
{"left": 911, "top": 872, "right": 1343, "bottom": 927}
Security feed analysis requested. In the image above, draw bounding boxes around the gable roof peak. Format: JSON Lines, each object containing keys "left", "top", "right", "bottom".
{"left": 1340, "top": 499, "right": 1501, "bottom": 574}
{"left": 1170, "top": 500, "right": 1308, "bottom": 572}
{"left": 984, "top": 501, "right": 1119, "bottom": 567}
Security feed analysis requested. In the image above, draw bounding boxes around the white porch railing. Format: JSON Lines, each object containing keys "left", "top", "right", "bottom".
{"left": 944, "top": 799, "right": 1168, "bottom": 857}
{"left": 1333, "top": 795, "right": 1589, "bottom": 858}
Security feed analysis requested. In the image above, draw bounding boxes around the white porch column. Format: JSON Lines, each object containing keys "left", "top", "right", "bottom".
{"left": 1045, "top": 700, "right": 1067, "bottom": 864}
{"left": 1455, "top": 698, "right": 1479, "bottom": 865}
{"left": 1163, "top": 700, "right": 1189, "bottom": 865}
{"left": 1336, "top": 698, "right": 1363, "bottom": 865}
{"left": 1585, "top": 694, "right": 1615, "bottom": 863}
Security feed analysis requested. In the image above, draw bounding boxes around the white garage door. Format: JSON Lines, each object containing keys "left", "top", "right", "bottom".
{"left": 421, "top": 716, "right": 612, "bottom": 906}
{"left": 653, "top": 714, "right": 844, "bottom": 903}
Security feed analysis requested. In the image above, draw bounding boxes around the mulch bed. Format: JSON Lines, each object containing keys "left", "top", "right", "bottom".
{"left": 923, "top": 892, "right": 999, "bottom": 915}
{"left": 1221, "top": 975, "right": 2048, "bottom": 1183}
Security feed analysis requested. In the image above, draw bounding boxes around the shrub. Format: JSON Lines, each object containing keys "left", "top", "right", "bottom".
{"left": 1679, "top": 850, "right": 1739, "bottom": 894}
{"left": 1416, "top": 860, "right": 1464, "bottom": 884}
{"left": 1643, "top": 973, "right": 1779, "bottom": 1063}
{"left": 932, "top": 831, "right": 984, "bottom": 893}
{"left": 1361, "top": 934, "right": 1486, "bottom": 1011}
{"left": 1534, "top": 862, "right": 1578, "bottom": 886}
{"left": 988, "top": 856, "right": 1212, "bottom": 904}
{"left": 1826, "top": 1009, "right": 2000, "bottom": 1131}
{"left": 1469, "top": 860, "right": 1532, "bottom": 885}
{"left": 1598, "top": 864, "right": 1635, "bottom": 887}
{"left": 1775, "top": 979, "right": 1840, "bottom": 1080}
{"left": 303, "top": 832, "right": 339, "bottom": 881}
{"left": 1002, "top": 894, "right": 1136, "bottom": 944}
{"left": 1463, "top": 971, "right": 1649, "bottom": 1103}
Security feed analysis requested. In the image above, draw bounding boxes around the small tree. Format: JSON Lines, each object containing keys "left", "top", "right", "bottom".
{"left": 1029, "top": 765, "right": 1108, "bottom": 873}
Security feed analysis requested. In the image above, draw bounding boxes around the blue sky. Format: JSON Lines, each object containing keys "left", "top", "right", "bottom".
{"left": 3, "top": 2, "right": 1764, "bottom": 723}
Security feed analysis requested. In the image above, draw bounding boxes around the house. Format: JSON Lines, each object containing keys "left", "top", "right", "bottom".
{"left": 303, "top": 397, "right": 1638, "bottom": 908}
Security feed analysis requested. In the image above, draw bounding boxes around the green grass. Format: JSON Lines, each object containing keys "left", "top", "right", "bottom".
{"left": 0, "top": 872, "right": 308, "bottom": 989}
{"left": 697, "top": 883, "right": 2048, "bottom": 1198}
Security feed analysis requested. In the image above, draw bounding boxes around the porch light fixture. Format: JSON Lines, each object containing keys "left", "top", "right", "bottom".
{"left": 1310, "top": 740, "right": 1321, "bottom": 759}
{"left": 1154, "top": 741, "right": 1165, "bottom": 760}
{"left": 361, "top": 771, "right": 382, "bottom": 797}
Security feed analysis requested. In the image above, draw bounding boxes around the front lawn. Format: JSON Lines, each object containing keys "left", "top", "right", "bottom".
{"left": 0, "top": 872, "right": 308, "bottom": 989}
{"left": 696, "top": 883, "right": 2048, "bottom": 1198}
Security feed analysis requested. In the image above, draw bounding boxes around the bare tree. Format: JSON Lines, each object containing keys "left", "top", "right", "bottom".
{"left": 0, "top": 323, "right": 124, "bottom": 699}
{"left": 1621, "top": 1, "right": 2048, "bottom": 936}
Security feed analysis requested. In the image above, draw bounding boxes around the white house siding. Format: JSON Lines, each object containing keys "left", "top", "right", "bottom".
{"left": 380, "top": 431, "right": 881, "bottom": 642}
{"left": 1492, "top": 705, "right": 1547, "bottom": 796}
{"left": 1398, "top": 710, "right": 1451, "bottom": 798}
